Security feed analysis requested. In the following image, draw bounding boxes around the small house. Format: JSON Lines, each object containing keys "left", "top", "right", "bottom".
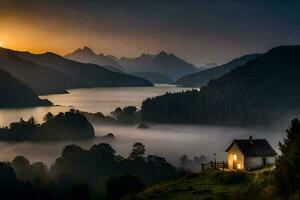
{"left": 226, "top": 136, "right": 277, "bottom": 171}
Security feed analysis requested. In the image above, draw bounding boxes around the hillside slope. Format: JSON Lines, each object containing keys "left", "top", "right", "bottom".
{"left": 133, "top": 170, "right": 251, "bottom": 200}
{"left": 0, "top": 48, "right": 74, "bottom": 94}
{"left": 141, "top": 45, "right": 300, "bottom": 126}
{"left": 14, "top": 51, "right": 153, "bottom": 88}
{"left": 176, "top": 54, "right": 260, "bottom": 87}
{"left": 134, "top": 72, "right": 173, "bottom": 84}
{"left": 0, "top": 68, "right": 52, "bottom": 108}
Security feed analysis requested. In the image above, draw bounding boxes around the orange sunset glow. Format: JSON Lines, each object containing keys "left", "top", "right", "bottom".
{"left": 0, "top": 1, "right": 300, "bottom": 199}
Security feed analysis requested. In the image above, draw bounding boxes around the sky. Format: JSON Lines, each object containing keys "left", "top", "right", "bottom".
{"left": 1, "top": 0, "right": 300, "bottom": 65}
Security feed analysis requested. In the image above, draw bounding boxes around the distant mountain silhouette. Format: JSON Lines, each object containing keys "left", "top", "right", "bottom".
{"left": 68, "top": 47, "right": 199, "bottom": 81}
{"left": 118, "top": 53, "right": 154, "bottom": 72}
{"left": 65, "top": 47, "right": 124, "bottom": 72}
{"left": 134, "top": 72, "right": 173, "bottom": 84}
{"left": 117, "top": 51, "right": 199, "bottom": 80}
{"left": 197, "top": 63, "right": 218, "bottom": 69}
{"left": 13, "top": 50, "right": 153, "bottom": 88}
{"left": 0, "top": 48, "right": 75, "bottom": 95}
{"left": 0, "top": 67, "right": 52, "bottom": 108}
{"left": 176, "top": 54, "right": 260, "bottom": 87}
{"left": 141, "top": 45, "right": 300, "bottom": 126}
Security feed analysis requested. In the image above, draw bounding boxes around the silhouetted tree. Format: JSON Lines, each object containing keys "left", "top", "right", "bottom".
{"left": 11, "top": 156, "right": 32, "bottom": 181}
{"left": 0, "top": 110, "right": 95, "bottom": 141}
{"left": 50, "top": 143, "right": 177, "bottom": 186}
{"left": 180, "top": 155, "right": 188, "bottom": 167}
{"left": 110, "top": 106, "right": 140, "bottom": 124}
{"left": 43, "top": 112, "right": 54, "bottom": 122}
{"left": 276, "top": 118, "right": 300, "bottom": 196}
{"left": 129, "top": 142, "right": 146, "bottom": 160}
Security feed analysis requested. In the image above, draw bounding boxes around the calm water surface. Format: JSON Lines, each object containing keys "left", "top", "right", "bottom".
{"left": 0, "top": 85, "right": 188, "bottom": 126}
{"left": 0, "top": 85, "right": 286, "bottom": 166}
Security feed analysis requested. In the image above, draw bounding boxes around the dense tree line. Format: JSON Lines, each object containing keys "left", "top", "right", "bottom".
{"left": 141, "top": 46, "right": 300, "bottom": 126}
{"left": 111, "top": 106, "right": 141, "bottom": 124}
{"left": 85, "top": 106, "right": 141, "bottom": 125}
{"left": 0, "top": 142, "right": 178, "bottom": 200}
{"left": 0, "top": 109, "right": 94, "bottom": 141}
{"left": 50, "top": 142, "right": 177, "bottom": 186}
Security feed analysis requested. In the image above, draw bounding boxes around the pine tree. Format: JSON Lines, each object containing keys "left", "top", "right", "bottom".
{"left": 275, "top": 118, "right": 300, "bottom": 196}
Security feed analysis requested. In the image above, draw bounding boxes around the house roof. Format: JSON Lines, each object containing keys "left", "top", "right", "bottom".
{"left": 225, "top": 139, "right": 277, "bottom": 157}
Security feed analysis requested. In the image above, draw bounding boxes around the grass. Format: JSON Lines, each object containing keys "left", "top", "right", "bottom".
{"left": 124, "top": 169, "right": 252, "bottom": 200}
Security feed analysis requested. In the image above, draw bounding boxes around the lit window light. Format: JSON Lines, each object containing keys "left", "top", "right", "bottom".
{"left": 233, "top": 154, "right": 237, "bottom": 160}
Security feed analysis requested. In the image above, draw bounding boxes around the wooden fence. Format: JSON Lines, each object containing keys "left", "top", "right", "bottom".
{"left": 202, "top": 161, "right": 228, "bottom": 171}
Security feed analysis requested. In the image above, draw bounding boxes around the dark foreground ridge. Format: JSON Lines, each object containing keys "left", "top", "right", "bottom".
{"left": 0, "top": 142, "right": 178, "bottom": 200}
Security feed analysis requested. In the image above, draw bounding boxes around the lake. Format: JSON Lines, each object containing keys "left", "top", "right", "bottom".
{"left": 0, "top": 85, "right": 287, "bottom": 167}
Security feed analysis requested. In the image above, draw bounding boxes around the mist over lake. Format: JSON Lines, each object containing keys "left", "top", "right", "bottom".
{"left": 0, "top": 85, "right": 286, "bottom": 166}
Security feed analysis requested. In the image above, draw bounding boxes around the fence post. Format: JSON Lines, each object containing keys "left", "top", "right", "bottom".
{"left": 222, "top": 161, "right": 225, "bottom": 171}
{"left": 211, "top": 161, "right": 213, "bottom": 168}
{"left": 202, "top": 163, "right": 204, "bottom": 171}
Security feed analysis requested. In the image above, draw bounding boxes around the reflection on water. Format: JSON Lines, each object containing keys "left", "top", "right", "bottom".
{"left": 0, "top": 85, "right": 190, "bottom": 126}
{"left": 42, "top": 85, "right": 191, "bottom": 114}
{"left": 0, "top": 85, "right": 286, "bottom": 167}
{"left": 0, "top": 106, "right": 70, "bottom": 126}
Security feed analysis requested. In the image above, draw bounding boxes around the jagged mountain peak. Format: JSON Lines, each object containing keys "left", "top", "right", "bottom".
{"left": 80, "top": 46, "right": 95, "bottom": 54}
{"left": 158, "top": 51, "right": 168, "bottom": 56}
{"left": 65, "top": 47, "right": 124, "bottom": 71}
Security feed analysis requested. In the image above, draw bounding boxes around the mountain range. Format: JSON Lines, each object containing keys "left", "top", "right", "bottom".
{"left": 133, "top": 72, "right": 173, "bottom": 84}
{"left": 0, "top": 47, "right": 152, "bottom": 96}
{"left": 16, "top": 50, "right": 153, "bottom": 88}
{"left": 141, "top": 45, "right": 300, "bottom": 126}
{"left": 176, "top": 54, "right": 261, "bottom": 87}
{"left": 0, "top": 48, "right": 74, "bottom": 95}
{"left": 65, "top": 47, "right": 200, "bottom": 82}
{"left": 65, "top": 47, "right": 124, "bottom": 72}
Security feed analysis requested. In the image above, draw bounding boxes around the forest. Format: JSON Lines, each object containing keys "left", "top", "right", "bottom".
{"left": 0, "top": 142, "right": 178, "bottom": 200}
{"left": 141, "top": 46, "right": 300, "bottom": 126}
{"left": 0, "top": 110, "right": 94, "bottom": 141}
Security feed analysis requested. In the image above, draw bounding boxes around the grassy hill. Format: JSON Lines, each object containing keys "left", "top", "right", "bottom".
{"left": 125, "top": 169, "right": 281, "bottom": 200}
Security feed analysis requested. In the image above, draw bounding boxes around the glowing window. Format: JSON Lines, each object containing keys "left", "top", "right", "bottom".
{"left": 233, "top": 154, "right": 237, "bottom": 160}
{"left": 237, "top": 163, "right": 241, "bottom": 169}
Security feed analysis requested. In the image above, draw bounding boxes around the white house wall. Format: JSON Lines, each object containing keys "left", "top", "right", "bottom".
{"left": 244, "top": 156, "right": 276, "bottom": 170}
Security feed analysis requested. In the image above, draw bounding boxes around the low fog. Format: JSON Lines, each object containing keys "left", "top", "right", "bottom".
{"left": 0, "top": 121, "right": 286, "bottom": 170}
{"left": 0, "top": 86, "right": 292, "bottom": 170}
